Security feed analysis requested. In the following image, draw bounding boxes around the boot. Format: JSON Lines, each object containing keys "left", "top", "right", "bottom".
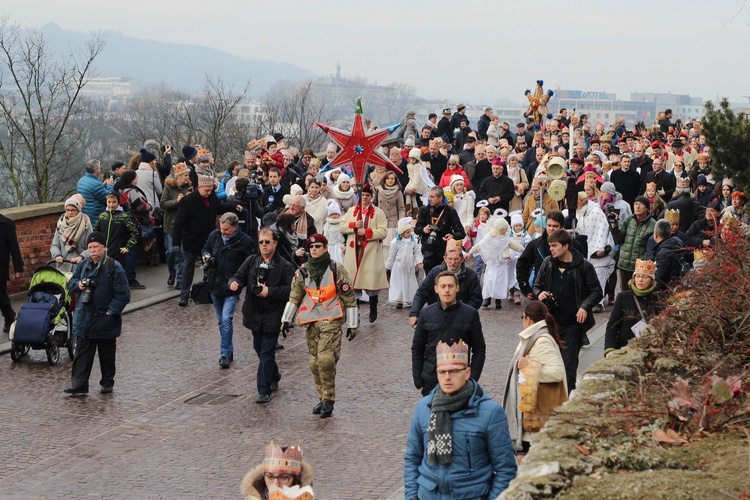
{"left": 495, "top": 299, "right": 503, "bottom": 309}
{"left": 482, "top": 298, "right": 491, "bottom": 308}
{"left": 369, "top": 294, "right": 378, "bottom": 323}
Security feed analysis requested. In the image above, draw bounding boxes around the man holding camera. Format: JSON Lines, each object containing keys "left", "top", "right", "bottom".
{"left": 65, "top": 232, "right": 130, "bottom": 396}
{"left": 230, "top": 228, "right": 294, "bottom": 403}
{"left": 281, "top": 234, "right": 358, "bottom": 418}
{"left": 532, "top": 229, "right": 602, "bottom": 392}
{"left": 202, "top": 213, "right": 255, "bottom": 369}
{"left": 415, "top": 186, "right": 466, "bottom": 273}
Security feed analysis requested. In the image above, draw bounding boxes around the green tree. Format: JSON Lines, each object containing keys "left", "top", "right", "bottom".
{"left": 702, "top": 98, "right": 750, "bottom": 190}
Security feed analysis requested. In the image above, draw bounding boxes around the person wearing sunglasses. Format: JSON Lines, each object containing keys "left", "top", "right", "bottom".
{"left": 230, "top": 228, "right": 294, "bottom": 404}
{"left": 280, "top": 233, "right": 358, "bottom": 418}
{"left": 240, "top": 442, "right": 313, "bottom": 499}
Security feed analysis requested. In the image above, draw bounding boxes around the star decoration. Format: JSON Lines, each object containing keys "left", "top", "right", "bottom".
{"left": 523, "top": 79, "right": 554, "bottom": 126}
{"left": 316, "top": 97, "right": 403, "bottom": 186}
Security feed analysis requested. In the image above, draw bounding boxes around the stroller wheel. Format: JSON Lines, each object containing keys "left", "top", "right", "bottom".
{"left": 68, "top": 335, "right": 78, "bottom": 360}
{"left": 10, "top": 342, "right": 27, "bottom": 362}
{"left": 61, "top": 311, "right": 76, "bottom": 360}
{"left": 46, "top": 343, "right": 60, "bottom": 365}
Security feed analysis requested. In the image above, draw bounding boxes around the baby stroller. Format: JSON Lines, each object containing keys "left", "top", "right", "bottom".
{"left": 9, "top": 261, "right": 77, "bottom": 365}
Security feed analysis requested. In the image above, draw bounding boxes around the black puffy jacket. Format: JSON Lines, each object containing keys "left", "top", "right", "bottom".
{"left": 231, "top": 252, "right": 294, "bottom": 333}
{"left": 411, "top": 302, "right": 486, "bottom": 394}
{"left": 202, "top": 228, "right": 256, "bottom": 297}
{"left": 408, "top": 262, "right": 482, "bottom": 318}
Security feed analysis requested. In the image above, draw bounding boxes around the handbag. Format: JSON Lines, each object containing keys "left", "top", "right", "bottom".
{"left": 190, "top": 280, "right": 212, "bottom": 304}
{"left": 518, "top": 332, "right": 569, "bottom": 432}
{"left": 151, "top": 171, "right": 165, "bottom": 228}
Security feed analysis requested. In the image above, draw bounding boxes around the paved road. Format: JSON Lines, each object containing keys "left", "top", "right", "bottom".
{"left": 0, "top": 265, "right": 610, "bottom": 499}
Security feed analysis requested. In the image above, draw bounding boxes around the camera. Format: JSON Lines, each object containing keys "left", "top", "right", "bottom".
{"left": 200, "top": 253, "right": 215, "bottom": 272}
{"left": 605, "top": 204, "right": 618, "bottom": 225}
{"left": 542, "top": 293, "right": 558, "bottom": 315}
{"left": 426, "top": 225, "right": 439, "bottom": 246}
{"left": 251, "top": 262, "right": 270, "bottom": 295}
{"left": 161, "top": 144, "right": 173, "bottom": 153}
{"left": 80, "top": 278, "right": 97, "bottom": 305}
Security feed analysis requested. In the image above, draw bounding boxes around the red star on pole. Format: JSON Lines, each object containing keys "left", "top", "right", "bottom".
{"left": 316, "top": 97, "right": 402, "bottom": 186}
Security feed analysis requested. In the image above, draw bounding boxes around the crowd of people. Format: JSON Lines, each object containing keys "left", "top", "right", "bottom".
{"left": 0, "top": 103, "right": 739, "bottom": 498}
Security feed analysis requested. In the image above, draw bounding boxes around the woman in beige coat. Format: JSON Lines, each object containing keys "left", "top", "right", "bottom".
{"left": 502, "top": 300, "right": 567, "bottom": 463}
{"left": 340, "top": 185, "right": 389, "bottom": 323}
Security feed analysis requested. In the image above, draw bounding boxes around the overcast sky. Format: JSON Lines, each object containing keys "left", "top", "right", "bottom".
{"left": 7, "top": 0, "right": 750, "bottom": 105}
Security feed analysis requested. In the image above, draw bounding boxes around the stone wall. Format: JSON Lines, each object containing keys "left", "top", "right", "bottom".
{"left": 1, "top": 203, "right": 65, "bottom": 294}
{"left": 500, "top": 347, "right": 647, "bottom": 499}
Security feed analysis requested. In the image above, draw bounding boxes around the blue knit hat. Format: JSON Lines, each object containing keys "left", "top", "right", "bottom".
{"left": 139, "top": 148, "right": 156, "bottom": 163}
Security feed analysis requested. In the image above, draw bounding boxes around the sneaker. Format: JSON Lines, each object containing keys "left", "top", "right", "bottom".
{"left": 255, "top": 394, "right": 272, "bottom": 404}
{"left": 129, "top": 280, "right": 146, "bottom": 290}
{"left": 592, "top": 305, "right": 604, "bottom": 313}
{"left": 178, "top": 298, "right": 188, "bottom": 307}
{"left": 2, "top": 312, "right": 14, "bottom": 333}
{"left": 64, "top": 387, "right": 88, "bottom": 396}
{"left": 100, "top": 385, "right": 114, "bottom": 394}
{"left": 514, "top": 291, "right": 522, "bottom": 305}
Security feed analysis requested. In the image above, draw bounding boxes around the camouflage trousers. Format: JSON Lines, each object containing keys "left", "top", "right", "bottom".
{"left": 305, "top": 320, "right": 343, "bottom": 402}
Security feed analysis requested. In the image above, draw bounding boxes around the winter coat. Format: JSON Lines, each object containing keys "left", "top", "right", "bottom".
{"left": 404, "top": 380, "right": 517, "bottom": 500}
{"left": 477, "top": 174, "right": 515, "bottom": 213}
{"left": 340, "top": 204, "right": 389, "bottom": 290}
{"left": 532, "top": 248, "right": 602, "bottom": 330}
{"left": 231, "top": 252, "right": 294, "bottom": 333}
{"left": 666, "top": 191, "right": 702, "bottom": 234}
{"left": 303, "top": 195, "right": 328, "bottom": 231}
{"left": 439, "top": 167, "right": 471, "bottom": 190}
{"left": 136, "top": 164, "right": 163, "bottom": 214}
{"left": 685, "top": 218, "right": 716, "bottom": 248}
{"left": 451, "top": 191, "right": 476, "bottom": 229}
{"left": 93, "top": 210, "right": 138, "bottom": 257}
{"left": 515, "top": 233, "right": 586, "bottom": 297}
{"left": 610, "top": 167, "right": 640, "bottom": 207}
{"left": 0, "top": 214, "right": 23, "bottom": 281}
{"left": 160, "top": 177, "right": 193, "bottom": 235}
{"left": 374, "top": 186, "right": 405, "bottom": 228}
{"left": 50, "top": 214, "right": 93, "bottom": 264}
{"left": 414, "top": 204, "right": 466, "bottom": 261}
{"left": 385, "top": 234, "right": 423, "bottom": 271}
{"left": 605, "top": 289, "right": 660, "bottom": 353}
{"left": 172, "top": 191, "right": 221, "bottom": 254}
{"left": 331, "top": 186, "right": 358, "bottom": 213}
{"left": 202, "top": 228, "right": 256, "bottom": 297}
{"left": 409, "top": 262, "right": 483, "bottom": 318}
{"left": 522, "top": 194, "right": 559, "bottom": 234}
{"left": 68, "top": 256, "right": 130, "bottom": 339}
{"left": 611, "top": 214, "right": 656, "bottom": 272}
{"left": 575, "top": 201, "right": 612, "bottom": 257}
{"left": 261, "top": 184, "right": 289, "bottom": 213}
{"left": 240, "top": 460, "right": 314, "bottom": 500}
{"left": 77, "top": 172, "right": 113, "bottom": 221}
{"left": 411, "top": 301, "right": 486, "bottom": 393}
{"left": 653, "top": 235, "right": 686, "bottom": 288}
{"left": 421, "top": 152, "right": 448, "bottom": 185}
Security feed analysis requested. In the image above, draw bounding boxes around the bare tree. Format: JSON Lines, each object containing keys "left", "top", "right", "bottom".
{"left": 259, "top": 79, "right": 332, "bottom": 151}
{"left": 0, "top": 18, "right": 105, "bottom": 207}
{"left": 187, "top": 75, "right": 252, "bottom": 168}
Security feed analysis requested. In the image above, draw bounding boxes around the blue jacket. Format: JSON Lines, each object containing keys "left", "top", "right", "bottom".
{"left": 77, "top": 173, "right": 113, "bottom": 221}
{"left": 404, "top": 381, "right": 517, "bottom": 499}
{"left": 69, "top": 256, "right": 131, "bottom": 339}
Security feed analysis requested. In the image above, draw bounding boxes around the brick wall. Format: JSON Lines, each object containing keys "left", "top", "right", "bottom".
{"left": 1, "top": 203, "right": 65, "bottom": 294}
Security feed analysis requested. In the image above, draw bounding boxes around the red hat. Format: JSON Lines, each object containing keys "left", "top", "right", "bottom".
{"left": 589, "top": 137, "right": 600, "bottom": 144}
{"left": 305, "top": 233, "right": 328, "bottom": 249}
{"left": 650, "top": 140, "right": 661, "bottom": 149}
{"left": 361, "top": 184, "right": 373, "bottom": 194}
{"left": 680, "top": 131, "right": 688, "bottom": 138}
{"left": 570, "top": 158, "right": 584, "bottom": 166}
{"left": 583, "top": 164, "right": 597, "bottom": 173}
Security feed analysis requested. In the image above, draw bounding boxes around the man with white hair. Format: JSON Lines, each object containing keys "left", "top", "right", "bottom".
{"left": 274, "top": 194, "right": 317, "bottom": 266}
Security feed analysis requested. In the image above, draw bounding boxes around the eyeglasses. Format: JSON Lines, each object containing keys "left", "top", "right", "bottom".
{"left": 258, "top": 240, "right": 274, "bottom": 245}
{"left": 448, "top": 162, "right": 458, "bottom": 166}
{"left": 674, "top": 163, "right": 684, "bottom": 167}
{"left": 521, "top": 314, "right": 527, "bottom": 320}
{"left": 437, "top": 368, "right": 467, "bottom": 376}
{"left": 309, "top": 244, "right": 324, "bottom": 249}
{"left": 264, "top": 473, "right": 293, "bottom": 482}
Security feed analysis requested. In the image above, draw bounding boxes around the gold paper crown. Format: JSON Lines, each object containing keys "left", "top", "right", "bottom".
{"left": 264, "top": 442, "right": 303, "bottom": 476}
{"left": 445, "top": 238, "right": 463, "bottom": 253}
{"left": 634, "top": 259, "right": 656, "bottom": 278}
{"left": 664, "top": 209, "right": 680, "bottom": 223}
{"left": 676, "top": 177, "right": 690, "bottom": 189}
{"left": 436, "top": 340, "right": 469, "bottom": 369}
{"left": 269, "top": 485, "right": 314, "bottom": 500}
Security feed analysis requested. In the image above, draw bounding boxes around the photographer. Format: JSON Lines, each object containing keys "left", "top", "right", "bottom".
{"left": 202, "top": 213, "right": 256, "bottom": 369}
{"left": 227, "top": 176, "right": 263, "bottom": 236}
{"left": 532, "top": 229, "right": 602, "bottom": 392}
{"left": 229, "top": 228, "right": 294, "bottom": 403}
{"left": 415, "top": 186, "right": 466, "bottom": 273}
{"left": 65, "top": 232, "right": 131, "bottom": 396}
